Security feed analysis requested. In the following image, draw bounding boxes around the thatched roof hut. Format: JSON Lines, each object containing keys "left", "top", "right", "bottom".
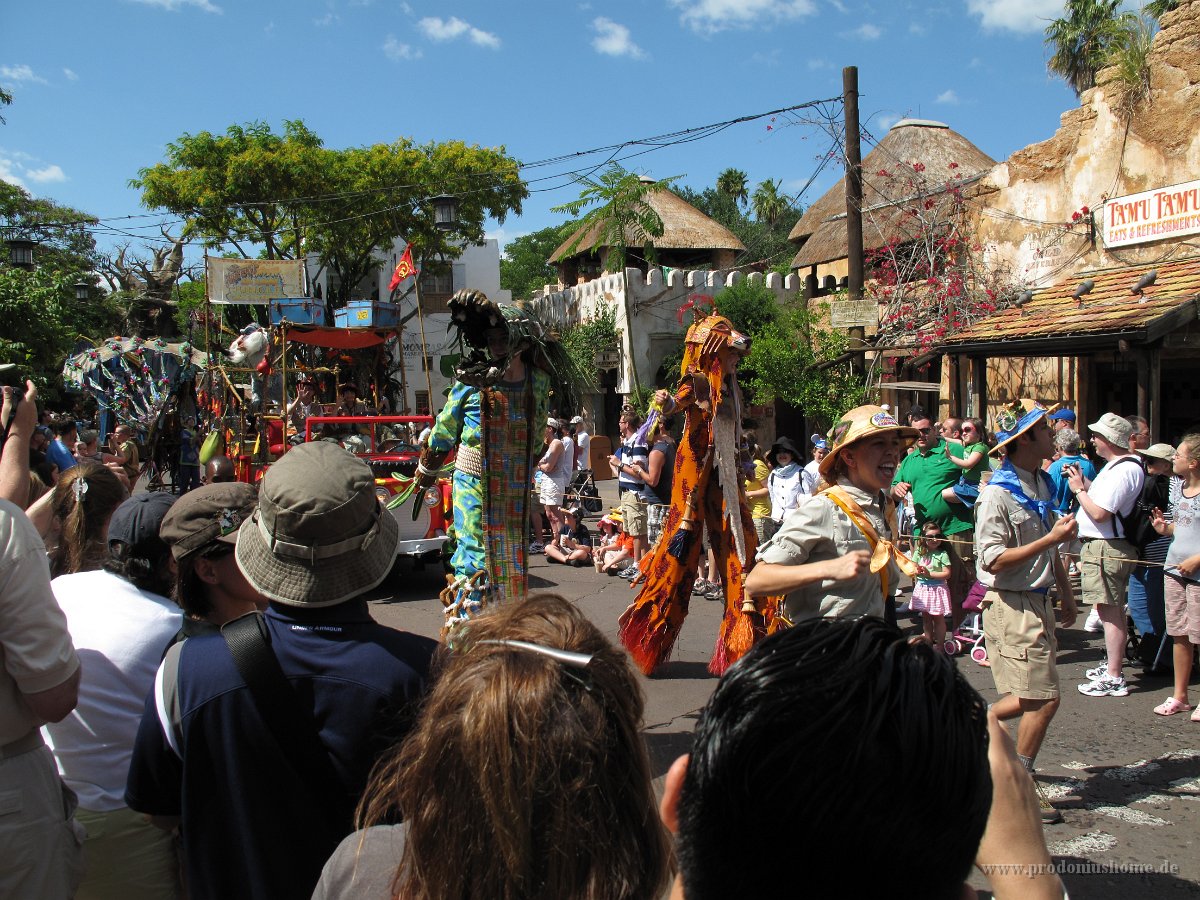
{"left": 550, "top": 177, "right": 746, "bottom": 284}
{"left": 789, "top": 119, "right": 996, "bottom": 269}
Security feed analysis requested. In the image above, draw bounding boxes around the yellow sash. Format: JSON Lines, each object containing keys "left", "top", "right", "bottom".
{"left": 822, "top": 486, "right": 920, "bottom": 602}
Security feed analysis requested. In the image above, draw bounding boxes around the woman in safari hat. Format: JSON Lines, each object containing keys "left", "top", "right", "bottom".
{"left": 745, "top": 405, "right": 919, "bottom": 627}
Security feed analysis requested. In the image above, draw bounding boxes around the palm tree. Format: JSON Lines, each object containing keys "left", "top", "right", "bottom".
{"left": 751, "top": 179, "right": 787, "bottom": 225}
{"left": 1044, "top": 0, "right": 1137, "bottom": 97}
{"left": 1144, "top": 0, "right": 1177, "bottom": 18}
{"left": 716, "top": 168, "right": 749, "bottom": 209}
{"left": 550, "top": 165, "right": 680, "bottom": 271}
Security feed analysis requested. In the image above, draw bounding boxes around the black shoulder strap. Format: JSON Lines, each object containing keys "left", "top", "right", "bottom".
{"left": 221, "top": 613, "right": 349, "bottom": 821}
{"left": 1107, "top": 455, "right": 1146, "bottom": 539}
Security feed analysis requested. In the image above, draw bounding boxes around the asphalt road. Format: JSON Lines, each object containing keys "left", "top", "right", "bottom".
{"left": 366, "top": 482, "right": 1200, "bottom": 899}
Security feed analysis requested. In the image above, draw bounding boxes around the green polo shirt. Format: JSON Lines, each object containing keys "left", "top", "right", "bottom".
{"left": 893, "top": 440, "right": 974, "bottom": 535}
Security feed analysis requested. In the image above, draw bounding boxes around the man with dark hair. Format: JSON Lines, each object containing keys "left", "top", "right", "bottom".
{"left": 126, "top": 442, "right": 437, "bottom": 900}
{"left": 659, "top": 617, "right": 1064, "bottom": 900}
{"left": 892, "top": 414, "right": 975, "bottom": 626}
{"left": 45, "top": 418, "right": 79, "bottom": 475}
{"left": 158, "top": 481, "right": 266, "bottom": 637}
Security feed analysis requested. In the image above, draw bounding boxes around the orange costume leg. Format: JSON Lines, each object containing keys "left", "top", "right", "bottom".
{"left": 706, "top": 482, "right": 764, "bottom": 675}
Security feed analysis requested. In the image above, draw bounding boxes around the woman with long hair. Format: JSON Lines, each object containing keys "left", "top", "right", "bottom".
{"left": 314, "top": 593, "right": 673, "bottom": 900}
{"left": 47, "top": 462, "right": 127, "bottom": 577}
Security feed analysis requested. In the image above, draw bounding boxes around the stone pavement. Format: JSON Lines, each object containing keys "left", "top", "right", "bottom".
{"left": 367, "top": 476, "right": 1200, "bottom": 898}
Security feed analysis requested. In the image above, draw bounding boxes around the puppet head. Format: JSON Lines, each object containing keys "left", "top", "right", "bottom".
{"left": 679, "top": 313, "right": 750, "bottom": 379}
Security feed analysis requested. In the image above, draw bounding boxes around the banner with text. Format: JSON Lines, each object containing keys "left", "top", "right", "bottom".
{"left": 207, "top": 257, "right": 306, "bottom": 305}
{"left": 1102, "top": 180, "right": 1200, "bottom": 249}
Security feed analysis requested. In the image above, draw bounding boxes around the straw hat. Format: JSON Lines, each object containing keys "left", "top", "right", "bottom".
{"left": 990, "top": 399, "right": 1053, "bottom": 455}
{"left": 235, "top": 442, "right": 398, "bottom": 607}
{"left": 818, "top": 406, "right": 919, "bottom": 479}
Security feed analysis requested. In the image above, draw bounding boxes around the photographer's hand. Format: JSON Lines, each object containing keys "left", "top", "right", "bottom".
{"left": 1, "top": 380, "right": 39, "bottom": 507}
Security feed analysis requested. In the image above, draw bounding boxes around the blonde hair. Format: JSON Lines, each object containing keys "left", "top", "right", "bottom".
{"left": 358, "top": 593, "right": 672, "bottom": 900}
{"left": 1178, "top": 433, "right": 1200, "bottom": 464}
{"left": 49, "top": 463, "right": 127, "bottom": 577}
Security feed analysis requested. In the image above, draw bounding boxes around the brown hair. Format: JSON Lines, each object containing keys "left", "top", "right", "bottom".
{"left": 49, "top": 463, "right": 127, "bottom": 578}
{"left": 358, "top": 593, "right": 672, "bottom": 900}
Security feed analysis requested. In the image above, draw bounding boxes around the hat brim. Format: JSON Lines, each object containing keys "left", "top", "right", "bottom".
{"left": 1087, "top": 422, "right": 1129, "bottom": 450}
{"left": 818, "top": 425, "right": 919, "bottom": 479}
{"left": 235, "top": 504, "right": 399, "bottom": 607}
{"left": 990, "top": 409, "right": 1049, "bottom": 456}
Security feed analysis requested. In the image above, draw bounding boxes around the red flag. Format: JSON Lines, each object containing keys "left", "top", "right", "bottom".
{"left": 388, "top": 246, "right": 419, "bottom": 291}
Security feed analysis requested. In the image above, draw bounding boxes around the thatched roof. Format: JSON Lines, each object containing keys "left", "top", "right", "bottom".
{"left": 549, "top": 177, "right": 746, "bottom": 263}
{"left": 789, "top": 119, "right": 996, "bottom": 269}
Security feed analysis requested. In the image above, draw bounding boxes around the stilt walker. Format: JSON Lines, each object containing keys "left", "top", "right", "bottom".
{"left": 618, "top": 300, "right": 780, "bottom": 675}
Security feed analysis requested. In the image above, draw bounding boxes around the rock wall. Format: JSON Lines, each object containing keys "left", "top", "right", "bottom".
{"left": 973, "top": 0, "right": 1200, "bottom": 287}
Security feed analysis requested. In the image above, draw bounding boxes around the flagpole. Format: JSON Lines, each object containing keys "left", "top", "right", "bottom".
{"left": 412, "top": 257, "right": 434, "bottom": 412}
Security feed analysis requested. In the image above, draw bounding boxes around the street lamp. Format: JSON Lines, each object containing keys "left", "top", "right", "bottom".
{"left": 431, "top": 194, "right": 459, "bottom": 232}
{"left": 5, "top": 236, "right": 35, "bottom": 270}
{"left": 74, "top": 280, "right": 91, "bottom": 302}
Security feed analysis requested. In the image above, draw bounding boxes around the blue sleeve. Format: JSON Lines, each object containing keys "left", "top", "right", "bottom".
{"left": 125, "top": 687, "right": 183, "bottom": 816}
{"left": 428, "top": 382, "right": 473, "bottom": 452}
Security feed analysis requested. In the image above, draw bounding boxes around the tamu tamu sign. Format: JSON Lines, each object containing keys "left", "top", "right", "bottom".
{"left": 1103, "top": 180, "right": 1200, "bottom": 248}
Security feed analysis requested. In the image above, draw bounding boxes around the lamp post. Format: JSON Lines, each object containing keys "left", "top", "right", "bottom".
{"left": 74, "top": 280, "right": 91, "bottom": 303}
{"left": 5, "top": 236, "right": 36, "bottom": 270}
{"left": 431, "top": 194, "right": 459, "bottom": 232}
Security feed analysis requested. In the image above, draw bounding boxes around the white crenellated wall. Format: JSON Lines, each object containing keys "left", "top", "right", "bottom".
{"left": 528, "top": 268, "right": 801, "bottom": 399}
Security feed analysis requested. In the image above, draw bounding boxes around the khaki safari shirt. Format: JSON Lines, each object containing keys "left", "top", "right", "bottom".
{"left": 755, "top": 480, "right": 898, "bottom": 624}
{"left": 974, "top": 462, "right": 1057, "bottom": 592}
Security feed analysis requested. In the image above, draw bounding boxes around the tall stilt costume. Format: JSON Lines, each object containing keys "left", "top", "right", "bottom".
{"left": 618, "top": 306, "right": 779, "bottom": 675}
{"left": 413, "top": 290, "right": 576, "bottom": 638}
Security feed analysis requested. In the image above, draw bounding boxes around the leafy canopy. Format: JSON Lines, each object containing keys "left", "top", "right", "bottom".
{"left": 1044, "top": 0, "right": 1138, "bottom": 97}
{"left": 133, "top": 120, "right": 527, "bottom": 304}
{"left": 500, "top": 221, "right": 578, "bottom": 301}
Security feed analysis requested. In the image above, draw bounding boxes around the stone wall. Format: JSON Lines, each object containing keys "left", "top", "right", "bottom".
{"left": 973, "top": 0, "right": 1200, "bottom": 286}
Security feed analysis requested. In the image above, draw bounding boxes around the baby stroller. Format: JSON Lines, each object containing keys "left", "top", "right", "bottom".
{"left": 564, "top": 468, "right": 603, "bottom": 516}
{"left": 944, "top": 580, "right": 988, "bottom": 664}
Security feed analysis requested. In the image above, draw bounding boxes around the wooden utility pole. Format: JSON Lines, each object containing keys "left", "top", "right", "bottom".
{"left": 843, "top": 66, "right": 866, "bottom": 373}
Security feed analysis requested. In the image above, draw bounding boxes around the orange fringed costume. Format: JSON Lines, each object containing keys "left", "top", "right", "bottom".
{"left": 617, "top": 313, "right": 780, "bottom": 675}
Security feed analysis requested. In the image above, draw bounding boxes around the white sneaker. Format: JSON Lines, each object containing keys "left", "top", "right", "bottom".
{"left": 1084, "top": 660, "right": 1109, "bottom": 681}
{"left": 1077, "top": 674, "right": 1129, "bottom": 697}
{"left": 1083, "top": 607, "right": 1103, "bottom": 633}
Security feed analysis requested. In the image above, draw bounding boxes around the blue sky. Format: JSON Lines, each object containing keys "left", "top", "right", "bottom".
{"left": 2, "top": 0, "right": 1083, "bottom": 263}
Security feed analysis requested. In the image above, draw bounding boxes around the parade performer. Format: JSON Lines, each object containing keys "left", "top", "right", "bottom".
{"left": 618, "top": 301, "right": 772, "bottom": 675}
{"left": 413, "top": 289, "right": 577, "bottom": 637}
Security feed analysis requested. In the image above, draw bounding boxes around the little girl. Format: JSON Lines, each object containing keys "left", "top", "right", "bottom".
{"left": 909, "top": 522, "right": 953, "bottom": 649}
{"left": 1149, "top": 434, "right": 1200, "bottom": 720}
{"left": 942, "top": 417, "right": 990, "bottom": 506}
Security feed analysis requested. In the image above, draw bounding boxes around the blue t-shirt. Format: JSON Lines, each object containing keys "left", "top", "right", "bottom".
{"left": 45, "top": 437, "right": 78, "bottom": 474}
{"left": 125, "top": 600, "right": 436, "bottom": 900}
{"left": 1047, "top": 453, "right": 1097, "bottom": 513}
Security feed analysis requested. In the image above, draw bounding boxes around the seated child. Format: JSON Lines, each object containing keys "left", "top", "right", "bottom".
{"left": 545, "top": 506, "right": 592, "bottom": 567}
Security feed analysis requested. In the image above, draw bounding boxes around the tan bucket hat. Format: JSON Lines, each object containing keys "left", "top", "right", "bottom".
{"left": 235, "top": 441, "right": 399, "bottom": 606}
{"left": 819, "top": 405, "right": 918, "bottom": 479}
{"left": 1088, "top": 412, "right": 1133, "bottom": 450}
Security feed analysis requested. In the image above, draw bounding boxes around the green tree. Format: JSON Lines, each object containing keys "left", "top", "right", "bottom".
{"left": 0, "top": 184, "right": 126, "bottom": 396}
{"left": 134, "top": 121, "right": 528, "bottom": 305}
{"left": 677, "top": 182, "right": 802, "bottom": 274}
{"left": 551, "top": 165, "right": 680, "bottom": 271}
{"left": 1107, "top": 14, "right": 1156, "bottom": 114}
{"left": 499, "top": 221, "right": 577, "bottom": 301}
{"left": 1144, "top": 0, "right": 1178, "bottom": 17}
{"left": 751, "top": 179, "right": 787, "bottom": 225}
{"left": 716, "top": 167, "right": 749, "bottom": 208}
{"left": 0, "top": 84, "right": 12, "bottom": 124}
{"left": 1045, "top": 0, "right": 1136, "bottom": 97}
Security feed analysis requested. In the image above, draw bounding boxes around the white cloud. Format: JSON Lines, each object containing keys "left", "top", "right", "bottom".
{"left": 846, "top": 23, "right": 882, "bottom": 39}
{"left": 0, "top": 157, "right": 25, "bottom": 189}
{"left": 0, "top": 64, "right": 47, "bottom": 85}
{"left": 909, "top": 21, "right": 927, "bottom": 35}
{"left": 875, "top": 113, "right": 901, "bottom": 132}
{"left": 62, "top": 68, "right": 78, "bottom": 81}
{"left": 936, "top": 89, "right": 959, "bottom": 104}
{"left": 314, "top": 12, "right": 338, "bottom": 26}
{"left": 669, "top": 0, "right": 817, "bottom": 34}
{"left": 26, "top": 164, "right": 66, "bottom": 183}
{"left": 828, "top": 0, "right": 848, "bottom": 11}
{"left": 592, "top": 17, "right": 646, "bottom": 58}
{"left": 807, "top": 57, "right": 829, "bottom": 70}
{"left": 383, "top": 35, "right": 421, "bottom": 60}
{"left": 417, "top": 16, "right": 500, "bottom": 49}
{"left": 965, "top": 0, "right": 1062, "bottom": 34}
{"left": 125, "top": 0, "right": 223, "bottom": 13}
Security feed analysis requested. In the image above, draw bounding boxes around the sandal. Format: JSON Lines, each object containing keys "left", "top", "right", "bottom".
{"left": 1153, "top": 697, "right": 1193, "bottom": 717}
{"left": 1192, "top": 707, "right": 1200, "bottom": 723}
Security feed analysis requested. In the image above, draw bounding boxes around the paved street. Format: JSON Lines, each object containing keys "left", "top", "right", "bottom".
{"left": 368, "top": 484, "right": 1200, "bottom": 898}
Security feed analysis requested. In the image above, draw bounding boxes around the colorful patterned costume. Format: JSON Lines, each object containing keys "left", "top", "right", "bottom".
{"left": 618, "top": 312, "right": 779, "bottom": 675}
{"left": 416, "top": 290, "right": 569, "bottom": 637}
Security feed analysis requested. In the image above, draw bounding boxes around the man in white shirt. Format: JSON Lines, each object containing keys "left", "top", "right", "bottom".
{"left": 1067, "top": 413, "right": 1144, "bottom": 698}
{"left": 570, "top": 415, "right": 590, "bottom": 471}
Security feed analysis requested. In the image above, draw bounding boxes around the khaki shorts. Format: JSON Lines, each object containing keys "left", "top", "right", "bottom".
{"left": 946, "top": 528, "right": 976, "bottom": 608}
{"left": 982, "top": 589, "right": 1060, "bottom": 700}
{"left": 1079, "top": 538, "right": 1137, "bottom": 607}
{"left": 619, "top": 493, "right": 648, "bottom": 538}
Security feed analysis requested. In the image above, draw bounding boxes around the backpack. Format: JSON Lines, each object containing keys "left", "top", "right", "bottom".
{"left": 1111, "top": 457, "right": 1168, "bottom": 553}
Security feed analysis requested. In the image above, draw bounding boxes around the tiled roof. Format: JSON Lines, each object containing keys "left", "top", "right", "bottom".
{"left": 940, "top": 255, "right": 1200, "bottom": 349}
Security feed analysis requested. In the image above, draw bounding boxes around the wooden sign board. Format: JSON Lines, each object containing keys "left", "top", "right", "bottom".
{"left": 830, "top": 300, "right": 879, "bottom": 329}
